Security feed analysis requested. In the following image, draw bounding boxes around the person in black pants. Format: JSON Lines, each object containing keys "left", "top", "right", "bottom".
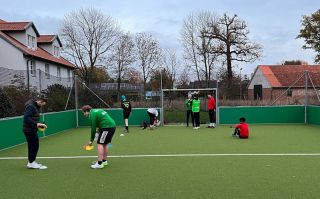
{"left": 121, "top": 95, "right": 132, "bottom": 134}
{"left": 185, "top": 94, "right": 194, "bottom": 127}
{"left": 23, "top": 96, "right": 48, "bottom": 169}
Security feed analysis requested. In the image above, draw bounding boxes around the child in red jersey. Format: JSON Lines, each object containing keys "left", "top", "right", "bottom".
{"left": 231, "top": 117, "right": 249, "bottom": 139}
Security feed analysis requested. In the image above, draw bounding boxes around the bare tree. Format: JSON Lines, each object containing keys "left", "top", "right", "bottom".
{"left": 162, "top": 49, "right": 180, "bottom": 89}
{"left": 60, "top": 8, "right": 119, "bottom": 85}
{"left": 109, "top": 32, "right": 135, "bottom": 100}
{"left": 176, "top": 67, "right": 191, "bottom": 89}
{"left": 180, "top": 11, "right": 219, "bottom": 86}
{"left": 135, "top": 32, "right": 162, "bottom": 94}
{"left": 204, "top": 13, "right": 262, "bottom": 79}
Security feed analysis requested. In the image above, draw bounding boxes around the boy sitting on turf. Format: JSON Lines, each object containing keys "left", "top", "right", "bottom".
{"left": 231, "top": 117, "right": 249, "bottom": 139}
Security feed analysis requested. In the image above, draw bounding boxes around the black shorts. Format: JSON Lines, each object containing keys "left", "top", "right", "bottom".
{"left": 123, "top": 112, "right": 131, "bottom": 119}
{"left": 95, "top": 127, "right": 116, "bottom": 144}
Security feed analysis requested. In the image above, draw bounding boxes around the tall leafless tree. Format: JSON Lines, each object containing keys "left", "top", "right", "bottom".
{"left": 135, "top": 32, "right": 162, "bottom": 94}
{"left": 180, "top": 11, "right": 219, "bottom": 86}
{"left": 162, "top": 49, "right": 179, "bottom": 89}
{"left": 109, "top": 32, "right": 135, "bottom": 100}
{"left": 60, "top": 8, "right": 119, "bottom": 85}
{"left": 204, "top": 13, "right": 262, "bottom": 80}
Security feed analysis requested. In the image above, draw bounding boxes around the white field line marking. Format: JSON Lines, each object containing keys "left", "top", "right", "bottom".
{"left": 1, "top": 153, "right": 320, "bottom": 160}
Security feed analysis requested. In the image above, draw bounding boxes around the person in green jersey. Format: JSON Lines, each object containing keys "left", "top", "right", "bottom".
{"left": 191, "top": 93, "right": 200, "bottom": 129}
{"left": 185, "top": 93, "right": 194, "bottom": 127}
{"left": 82, "top": 105, "right": 116, "bottom": 169}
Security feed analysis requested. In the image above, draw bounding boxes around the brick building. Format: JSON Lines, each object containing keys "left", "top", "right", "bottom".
{"left": 248, "top": 65, "right": 320, "bottom": 104}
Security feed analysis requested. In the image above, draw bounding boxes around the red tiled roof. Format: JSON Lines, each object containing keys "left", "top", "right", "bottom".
{"left": 0, "top": 19, "right": 6, "bottom": 23}
{"left": 258, "top": 65, "right": 320, "bottom": 87}
{"left": 0, "top": 31, "right": 74, "bottom": 68}
{"left": 38, "top": 34, "right": 62, "bottom": 47}
{"left": 0, "top": 22, "right": 30, "bottom": 31}
{"left": 38, "top": 35, "right": 55, "bottom": 43}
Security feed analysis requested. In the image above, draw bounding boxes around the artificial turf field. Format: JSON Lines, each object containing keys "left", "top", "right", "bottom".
{"left": 1, "top": 124, "right": 320, "bottom": 199}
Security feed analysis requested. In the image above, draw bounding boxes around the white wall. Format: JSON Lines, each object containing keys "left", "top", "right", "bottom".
{"left": 0, "top": 37, "right": 26, "bottom": 70}
{"left": 38, "top": 38, "right": 60, "bottom": 56}
{"left": 248, "top": 68, "right": 271, "bottom": 89}
{"left": 38, "top": 43, "right": 52, "bottom": 54}
{"left": 27, "top": 59, "right": 73, "bottom": 90}
{"left": 7, "top": 31, "right": 27, "bottom": 46}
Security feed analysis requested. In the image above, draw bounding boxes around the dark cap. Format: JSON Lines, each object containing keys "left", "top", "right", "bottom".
{"left": 37, "top": 93, "right": 48, "bottom": 102}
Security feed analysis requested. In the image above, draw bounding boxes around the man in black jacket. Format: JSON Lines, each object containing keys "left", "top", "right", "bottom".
{"left": 23, "top": 95, "right": 48, "bottom": 169}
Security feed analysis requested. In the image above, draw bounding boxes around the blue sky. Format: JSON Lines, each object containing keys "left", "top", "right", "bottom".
{"left": 1, "top": 0, "right": 319, "bottom": 76}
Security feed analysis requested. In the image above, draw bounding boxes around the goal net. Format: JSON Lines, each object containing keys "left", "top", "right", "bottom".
{"left": 161, "top": 88, "right": 218, "bottom": 126}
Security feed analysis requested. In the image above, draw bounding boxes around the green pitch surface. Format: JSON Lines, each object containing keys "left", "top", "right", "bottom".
{"left": 1, "top": 125, "right": 320, "bottom": 199}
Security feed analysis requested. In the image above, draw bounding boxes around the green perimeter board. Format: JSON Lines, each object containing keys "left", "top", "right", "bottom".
{"left": 307, "top": 106, "right": 320, "bottom": 125}
{"left": 78, "top": 108, "right": 161, "bottom": 126}
{"left": 219, "top": 106, "right": 305, "bottom": 124}
{"left": 0, "top": 110, "right": 76, "bottom": 150}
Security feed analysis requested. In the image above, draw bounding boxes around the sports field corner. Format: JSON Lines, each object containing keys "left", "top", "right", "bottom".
{"left": 1, "top": 124, "right": 320, "bottom": 199}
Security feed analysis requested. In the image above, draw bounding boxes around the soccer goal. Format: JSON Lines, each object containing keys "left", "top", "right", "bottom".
{"left": 161, "top": 88, "right": 218, "bottom": 126}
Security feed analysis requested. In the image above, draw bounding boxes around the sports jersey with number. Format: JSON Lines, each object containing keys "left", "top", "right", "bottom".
{"left": 89, "top": 109, "right": 116, "bottom": 141}
{"left": 121, "top": 101, "right": 132, "bottom": 113}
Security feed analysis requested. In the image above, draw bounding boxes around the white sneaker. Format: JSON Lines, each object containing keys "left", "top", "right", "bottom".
{"left": 197, "top": 126, "right": 200, "bottom": 129}
{"left": 90, "top": 162, "right": 104, "bottom": 169}
{"left": 92, "top": 161, "right": 108, "bottom": 166}
{"left": 27, "top": 161, "right": 48, "bottom": 169}
{"left": 193, "top": 127, "right": 197, "bottom": 130}
{"left": 120, "top": 133, "right": 125, "bottom": 136}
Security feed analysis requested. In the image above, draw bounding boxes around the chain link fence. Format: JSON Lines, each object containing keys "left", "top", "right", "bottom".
{"left": 1, "top": 66, "right": 320, "bottom": 119}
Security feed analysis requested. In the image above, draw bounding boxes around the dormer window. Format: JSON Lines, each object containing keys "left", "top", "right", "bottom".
{"left": 27, "top": 34, "right": 36, "bottom": 49}
{"left": 54, "top": 46, "right": 60, "bottom": 57}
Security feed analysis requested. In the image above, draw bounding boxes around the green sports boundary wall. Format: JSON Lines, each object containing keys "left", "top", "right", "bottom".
{"left": 0, "top": 108, "right": 158, "bottom": 150}
{"left": 0, "top": 110, "right": 77, "bottom": 150}
{"left": 218, "top": 105, "right": 320, "bottom": 125}
{"left": 306, "top": 106, "right": 320, "bottom": 125}
{"left": 1, "top": 106, "right": 319, "bottom": 150}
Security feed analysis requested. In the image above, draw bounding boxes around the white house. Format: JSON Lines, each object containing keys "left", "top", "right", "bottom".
{"left": 0, "top": 19, "right": 75, "bottom": 91}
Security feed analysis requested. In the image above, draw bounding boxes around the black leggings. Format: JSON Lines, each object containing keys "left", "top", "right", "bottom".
{"left": 147, "top": 112, "right": 156, "bottom": 125}
{"left": 193, "top": 112, "right": 200, "bottom": 127}
{"left": 186, "top": 110, "right": 194, "bottom": 127}
{"left": 23, "top": 131, "right": 39, "bottom": 163}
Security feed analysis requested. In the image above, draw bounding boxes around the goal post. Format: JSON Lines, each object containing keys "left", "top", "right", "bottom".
{"left": 161, "top": 88, "right": 218, "bottom": 126}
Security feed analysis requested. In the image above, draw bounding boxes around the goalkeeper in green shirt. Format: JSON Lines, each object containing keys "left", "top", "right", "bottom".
{"left": 82, "top": 105, "right": 116, "bottom": 169}
{"left": 185, "top": 93, "right": 194, "bottom": 127}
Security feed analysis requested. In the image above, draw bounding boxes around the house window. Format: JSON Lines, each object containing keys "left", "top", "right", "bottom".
{"left": 28, "top": 60, "right": 36, "bottom": 77}
{"left": 45, "top": 64, "right": 50, "bottom": 79}
{"left": 67, "top": 69, "right": 71, "bottom": 82}
{"left": 57, "top": 66, "right": 61, "bottom": 81}
{"left": 27, "top": 35, "right": 36, "bottom": 49}
{"left": 287, "top": 89, "right": 292, "bottom": 97}
{"left": 53, "top": 46, "right": 60, "bottom": 57}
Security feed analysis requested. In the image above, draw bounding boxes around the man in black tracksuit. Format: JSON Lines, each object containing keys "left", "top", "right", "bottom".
{"left": 121, "top": 95, "right": 132, "bottom": 133}
{"left": 23, "top": 96, "right": 48, "bottom": 169}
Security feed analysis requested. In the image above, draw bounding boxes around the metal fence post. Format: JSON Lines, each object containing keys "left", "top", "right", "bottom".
{"left": 74, "top": 74, "right": 79, "bottom": 127}
{"left": 304, "top": 71, "right": 308, "bottom": 124}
